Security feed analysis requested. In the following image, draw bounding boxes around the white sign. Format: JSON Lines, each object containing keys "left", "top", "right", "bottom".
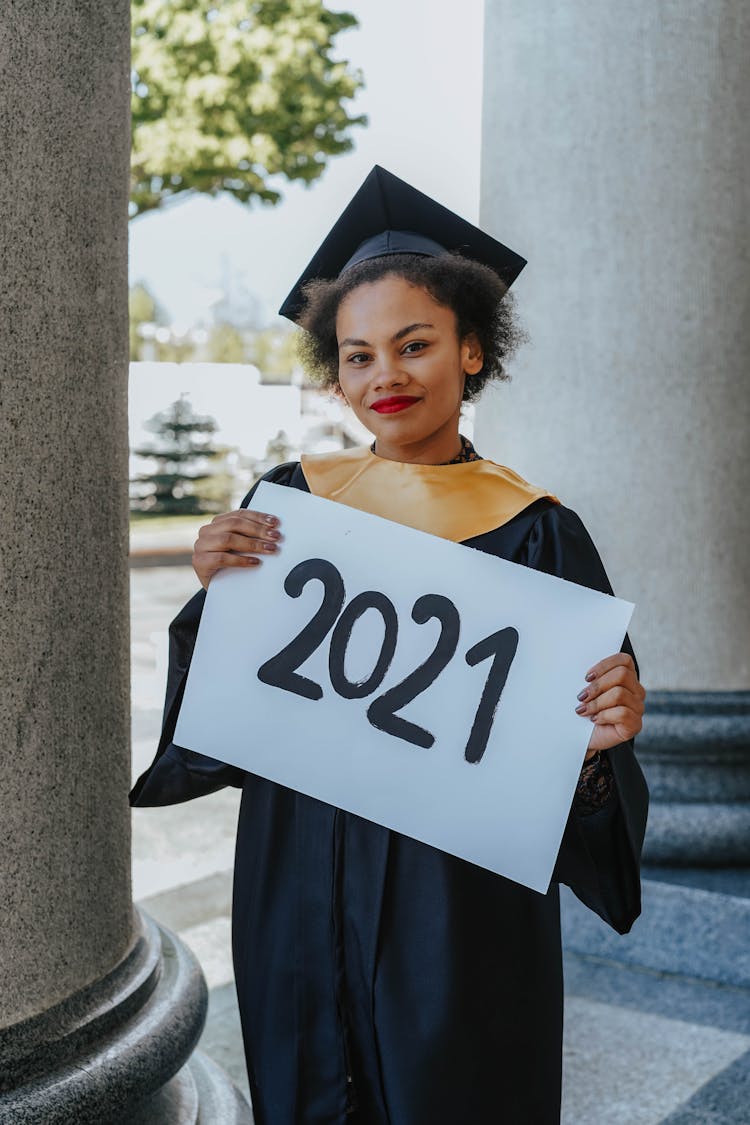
{"left": 174, "top": 482, "right": 634, "bottom": 893}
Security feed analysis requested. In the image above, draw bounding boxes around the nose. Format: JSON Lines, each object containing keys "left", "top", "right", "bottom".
{"left": 370, "top": 355, "right": 407, "bottom": 391}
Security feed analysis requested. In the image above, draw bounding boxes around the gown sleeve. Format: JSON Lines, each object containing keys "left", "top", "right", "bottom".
{"left": 525, "top": 504, "right": 649, "bottom": 934}
{"left": 129, "top": 462, "right": 300, "bottom": 808}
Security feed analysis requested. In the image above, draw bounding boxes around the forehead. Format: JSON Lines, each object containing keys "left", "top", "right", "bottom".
{"left": 336, "top": 276, "right": 455, "bottom": 335}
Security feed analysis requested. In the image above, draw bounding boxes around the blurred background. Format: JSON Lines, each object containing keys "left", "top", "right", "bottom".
{"left": 127, "top": 0, "right": 484, "bottom": 525}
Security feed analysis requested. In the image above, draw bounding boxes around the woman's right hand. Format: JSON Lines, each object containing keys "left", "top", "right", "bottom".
{"left": 192, "top": 508, "right": 282, "bottom": 589}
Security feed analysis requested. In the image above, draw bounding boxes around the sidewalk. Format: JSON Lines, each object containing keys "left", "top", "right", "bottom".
{"left": 129, "top": 516, "right": 204, "bottom": 567}
{"left": 130, "top": 563, "right": 250, "bottom": 1099}
{"left": 130, "top": 561, "right": 750, "bottom": 1124}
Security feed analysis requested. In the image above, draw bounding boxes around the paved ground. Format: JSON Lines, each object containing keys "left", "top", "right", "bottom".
{"left": 131, "top": 564, "right": 750, "bottom": 1123}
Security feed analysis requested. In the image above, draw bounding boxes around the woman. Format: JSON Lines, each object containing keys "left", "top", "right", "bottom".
{"left": 131, "top": 167, "right": 648, "bottom": 1124}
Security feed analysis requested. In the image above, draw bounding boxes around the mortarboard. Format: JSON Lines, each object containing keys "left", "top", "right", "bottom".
{"left": 278, "top": 165, "right": 526, "bottom": 324}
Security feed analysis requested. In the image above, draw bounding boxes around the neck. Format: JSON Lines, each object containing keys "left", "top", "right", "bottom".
{"left": 371, "top": 420, "right": 463, "bottom": 466}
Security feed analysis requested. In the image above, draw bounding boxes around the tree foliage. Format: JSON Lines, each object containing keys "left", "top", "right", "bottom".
{"left": 129, "top": 281, "right": 167, "bottom": 359}
{"left": 205, "top": 321, "right": 246, "bottom": 363}
{"left": 247, "top": 325, "right": 299, "bottom": 380}
{"left": 131, "top": 395, "right": 233, "bottom": 514}
{"left": 131, "top": 0, "right": 366, "bottom": 217}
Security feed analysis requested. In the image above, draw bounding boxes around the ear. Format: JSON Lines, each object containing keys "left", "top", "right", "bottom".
{"left": 461, "top": 332, "right": 484, "bottom": 377}
{"left": 333, "top": 382, "right": 349, "bottom": 404}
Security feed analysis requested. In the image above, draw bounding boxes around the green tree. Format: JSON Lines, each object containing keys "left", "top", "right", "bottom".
{"left": 205, "top": 321, "right": 247, "bottom": 363}
{"left": 129, "top": 281, "right": 167, "bottom": 359}
{"left": 154, "top": 331, "right": 199, "bottom": 364}
{"left": 131, "top": 395, "right": 233, "bottom": 515}
{"left": 250, "top": 325, "right": 300, "bottom": 382}
{"left": 131, "top": 0, "right": 366, "bottom": 218}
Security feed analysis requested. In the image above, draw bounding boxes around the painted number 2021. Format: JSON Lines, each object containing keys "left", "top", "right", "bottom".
{"left": 257, "top": 558, "right": 519, "bottom": 765}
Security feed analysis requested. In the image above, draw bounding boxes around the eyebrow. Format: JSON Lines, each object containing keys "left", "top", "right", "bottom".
{"left": 338, "top": 322, "right": 435, "bottom": 349}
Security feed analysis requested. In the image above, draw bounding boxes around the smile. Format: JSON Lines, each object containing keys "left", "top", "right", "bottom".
{"left": 370, "top": 396, "right": 420, "bottom": 414}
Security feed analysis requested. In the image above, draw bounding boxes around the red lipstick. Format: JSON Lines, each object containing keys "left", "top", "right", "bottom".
{"left": 371, "top": 395, "right": 420, "bottom": 414}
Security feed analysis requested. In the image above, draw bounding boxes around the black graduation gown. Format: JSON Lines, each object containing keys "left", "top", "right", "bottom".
{"left": 130, "top": 461, "right": 649, "bottom": 1125}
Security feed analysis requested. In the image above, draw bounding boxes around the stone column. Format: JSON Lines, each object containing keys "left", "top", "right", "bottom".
{"left": 0, "top": 6, "right": 250, "bottom": 1120}
{"left": 477, "top": 0, "right": 749, "bottom": 866}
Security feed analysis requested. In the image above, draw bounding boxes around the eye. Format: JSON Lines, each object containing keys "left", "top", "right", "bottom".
{"left": 346, "top": 352, "right": 372, "bottom": 365}
{"left": 402, "top": 340, "right": 427, "bottom": 355}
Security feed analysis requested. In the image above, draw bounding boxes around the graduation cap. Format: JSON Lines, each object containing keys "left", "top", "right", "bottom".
{"left": 278, "top": 165, "right": 526, "bottom": 323}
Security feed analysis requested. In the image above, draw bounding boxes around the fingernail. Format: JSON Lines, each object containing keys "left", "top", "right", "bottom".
{"left": 585, "top": 671, "right": 596, "bottom": 681}
{"left": 575, "top": 703, "right": 587, "bottom": 714}
{"left": 265, "top": 516, "right": 278, "bottom": 526}
{"left": 577, "top": 689, "right": 589, "bottom": 702}
{"left": 264, "top": 542, "right": 277, "bottom": 552}
{"left": 268, "top": 529, "right": 281, "bottom": 540}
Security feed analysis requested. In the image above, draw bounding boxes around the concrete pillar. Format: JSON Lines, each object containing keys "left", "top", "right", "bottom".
{"left": 478, "top": 1, "right": 749, "bottom": 864}
{"left": 0, "top": 6, "right": 249, "bottom": 1120}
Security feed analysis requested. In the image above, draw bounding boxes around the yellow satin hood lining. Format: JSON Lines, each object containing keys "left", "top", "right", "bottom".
{"left": 300, "top": 447, "right": 559, "bottom": 543}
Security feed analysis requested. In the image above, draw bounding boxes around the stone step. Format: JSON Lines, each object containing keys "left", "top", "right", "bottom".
{"left": 137, "top": 869, "right": 233, "bottom": 933}
{"left": 561, "top": 873, "right": 750, "bottom": 989}
{"left": 562, "top": 992, "right": 750, "bottom": 1125}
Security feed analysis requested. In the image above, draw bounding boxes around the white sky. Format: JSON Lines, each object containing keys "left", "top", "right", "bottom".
{"left": 128, "top": 0, "right": 485, "bottom": 325}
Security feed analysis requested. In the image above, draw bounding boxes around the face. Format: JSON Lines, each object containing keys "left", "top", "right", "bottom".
{"left": 336, "top": 275, "right": 483, "bottom": 464}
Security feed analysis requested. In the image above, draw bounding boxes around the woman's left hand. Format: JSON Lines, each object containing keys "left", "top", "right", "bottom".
{"left": 576, "top": 653, "right": 646, "bottom": 759}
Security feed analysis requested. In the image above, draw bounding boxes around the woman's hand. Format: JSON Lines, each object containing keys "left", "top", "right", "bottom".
{"left": 192, "top": 508, "right": 282, "bottom": 589}
{"left": 575, "top": 653, "right": 645, "bottom": 758}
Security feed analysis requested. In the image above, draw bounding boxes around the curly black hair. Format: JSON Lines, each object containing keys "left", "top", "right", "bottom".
{"left": 296, "top": 251, "right": 527, "bottom": 403}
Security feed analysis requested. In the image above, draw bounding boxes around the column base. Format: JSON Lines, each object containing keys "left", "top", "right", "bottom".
{"left": 129, "top": 1051, "right": 253, "bottom": 1124}
{"left": 639, "top": 691, "right": 750, "bottom": 865}
{"left": 0, "top": 908, "right": 252, "bottom": 1124}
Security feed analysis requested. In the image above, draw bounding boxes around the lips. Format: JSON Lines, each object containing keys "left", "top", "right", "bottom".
{"left": 370, "top": 396, "right": 420, "bottom": 414}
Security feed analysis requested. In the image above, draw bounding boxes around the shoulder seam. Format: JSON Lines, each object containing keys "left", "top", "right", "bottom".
{"left": 528, "top": 495, "right": 566, "bottom": 528}
{"left": 265, "top": 459, "right": 300, "bottom": 481}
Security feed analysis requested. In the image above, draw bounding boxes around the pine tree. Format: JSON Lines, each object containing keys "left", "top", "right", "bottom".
{"left": 131, "top": 395, "right": 232, "bottom": 515}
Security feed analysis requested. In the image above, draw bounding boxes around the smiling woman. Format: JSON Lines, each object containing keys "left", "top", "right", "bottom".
{"left": 130, "top": 166, "right": 648, "bottom": 1125}
{"left": 335, "top": 277, "right": 482, "bottom": 464}
{"left": 297, "top": 247, "right": 524, "bottom": 403}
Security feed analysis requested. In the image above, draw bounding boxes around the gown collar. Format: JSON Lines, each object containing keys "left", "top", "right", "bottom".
{"left": 300, "top": 445, "right": 559, "bottom": 543}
